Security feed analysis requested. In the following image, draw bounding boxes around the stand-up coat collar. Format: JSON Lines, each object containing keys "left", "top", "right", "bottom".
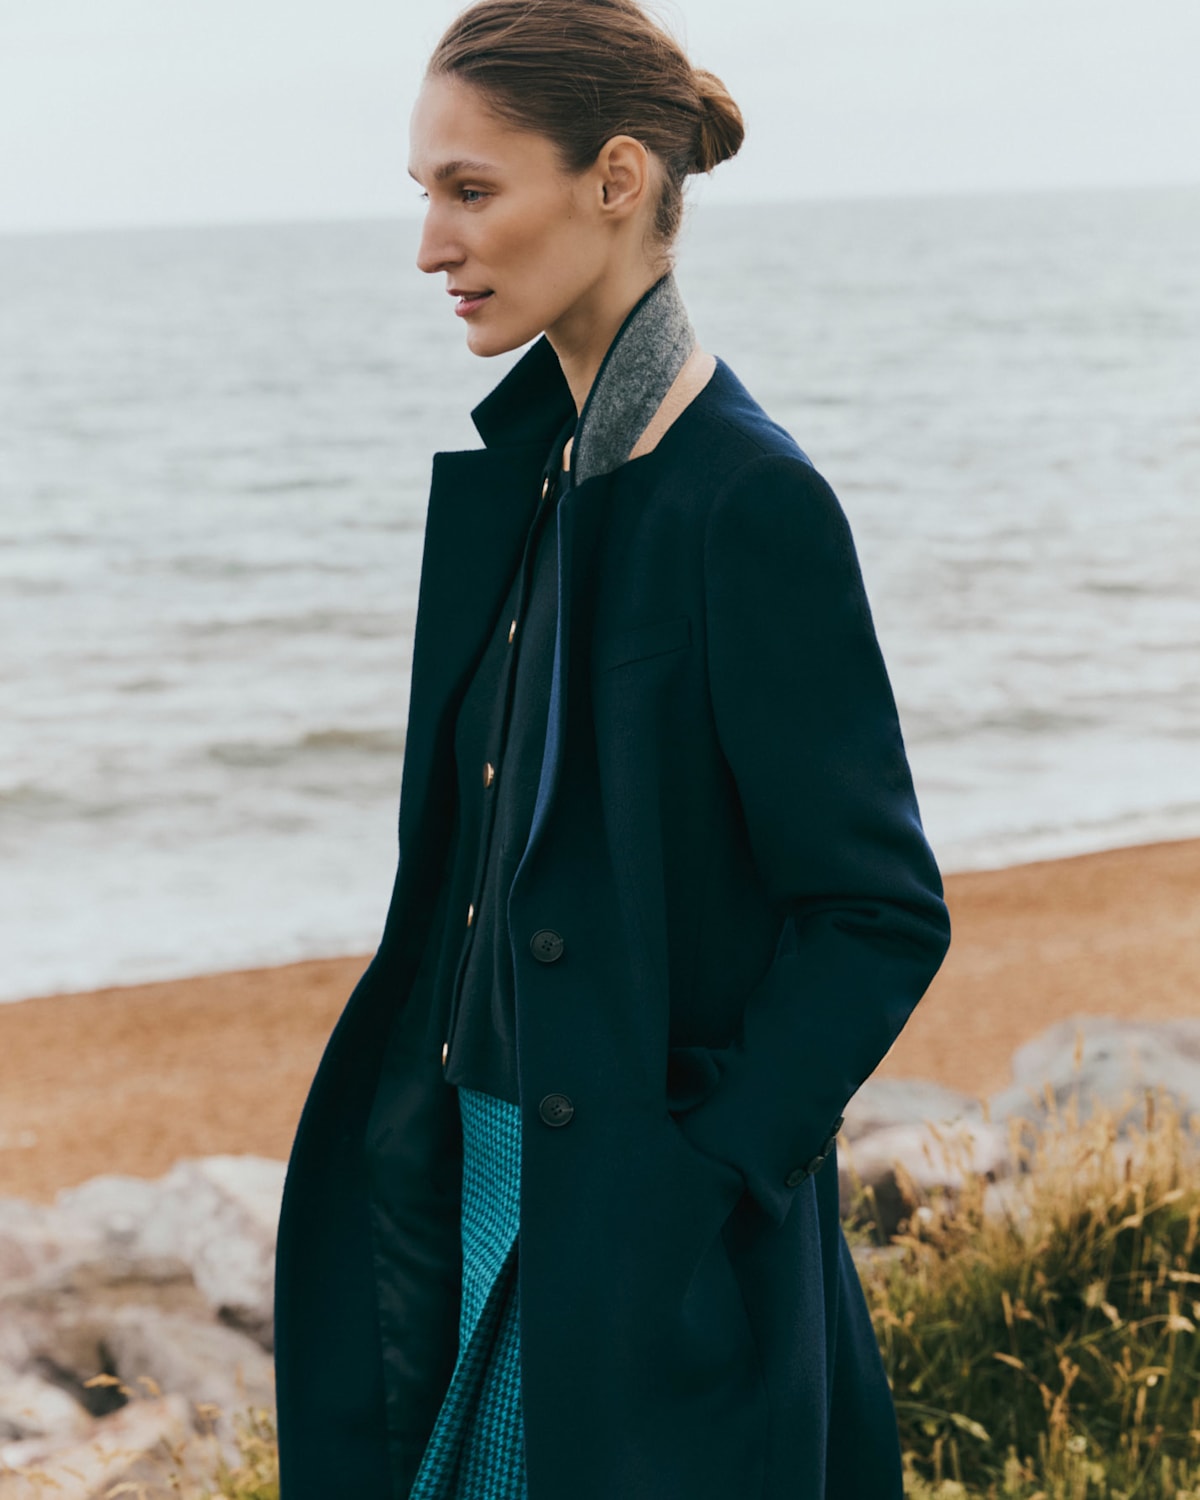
{"left": 470, "top": 272, "right": 696, "bottom": 481}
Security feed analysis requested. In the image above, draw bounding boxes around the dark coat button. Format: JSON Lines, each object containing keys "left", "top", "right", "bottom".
{"left": 539, "top": 1093, "right": 574, "bottom": 1127}
{"left": 530, "top": 929, "right": 565, "bottom": 963}
{"left": 817, "top": 1119, "right": 844, "bottom": 1157}
{"left": 786, "top": 1149, "right": 830, "bottom": 1189}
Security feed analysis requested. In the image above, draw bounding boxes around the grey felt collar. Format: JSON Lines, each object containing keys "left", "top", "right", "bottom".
{"left": 569, "top": 273, "right": 696, "bottom": 488}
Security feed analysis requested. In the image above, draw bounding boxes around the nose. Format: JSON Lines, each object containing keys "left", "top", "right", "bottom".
{"left": 416, "top": 206, "right": 464, "bottom": 276}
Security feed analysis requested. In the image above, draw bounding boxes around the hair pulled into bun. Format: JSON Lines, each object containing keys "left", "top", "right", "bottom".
{"left": 428, "top": 0, "right": 747, "bottom": 250}
{"left": 690, "top": 68, "right": 745, "bottom": 175}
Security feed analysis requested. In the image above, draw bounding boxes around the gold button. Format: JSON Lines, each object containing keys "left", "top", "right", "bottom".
{"left": 483, "top": 761, "right": 496, "bottom": 788}
{"left": 508, "top": 618, "right": 517, "bottom": 644}
{"left": 441, "top": 1041, "right": 449, "bottom": 1066}
{"left": 467, "top": 902, "right": 475, "bottom": 927}
{"left": 541, "top": 476, "right": 550, "bottom": 499}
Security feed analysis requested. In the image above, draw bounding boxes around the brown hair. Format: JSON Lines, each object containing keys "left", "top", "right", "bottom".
{"left": 427, "top": 0, "right": 745, "bottom": 249}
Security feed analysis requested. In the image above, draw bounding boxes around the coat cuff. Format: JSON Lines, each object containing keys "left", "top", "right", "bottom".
{"left": 670, "top": 952, "right": 855, "bottom": 1227}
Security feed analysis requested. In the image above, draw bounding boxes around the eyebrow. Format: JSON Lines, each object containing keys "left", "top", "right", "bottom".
{"left": 408, "top": 158, "right": 500, "bottom": 184}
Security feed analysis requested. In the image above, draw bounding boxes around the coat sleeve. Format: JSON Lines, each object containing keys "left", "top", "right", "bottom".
{"left": 677, "top": 450, "right": 952, "bottom": 1227}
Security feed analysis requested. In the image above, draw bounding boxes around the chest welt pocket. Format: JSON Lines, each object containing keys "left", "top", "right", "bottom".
{"left": 594, "top": 613, "right": 692, "bottom": 672}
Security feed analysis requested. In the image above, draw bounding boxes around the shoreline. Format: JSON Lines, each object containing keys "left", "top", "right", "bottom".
{"left": 3, "top": 836, "right": 1198, "bottom": 1204}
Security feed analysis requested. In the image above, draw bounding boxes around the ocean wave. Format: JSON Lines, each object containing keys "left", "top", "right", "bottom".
{"left": 0, "top": 782, "right": 74, "bottom": 814}
{"left": 911, "top": 706, "right": 1103, "bottom": 743}
{"left": 0, "top": 782, "right": 128, "bottom": 824}
{"left": 207, "top": 726, "right": 405, "bottom": 768}
{"left": 184, "top": 609, "right": 404, "bottom": 639}
{"left": 160, "top": 555, "right": 361, "bottom": 579}
{"left": 243, "top": 475, "right": 354, "bottom": 496}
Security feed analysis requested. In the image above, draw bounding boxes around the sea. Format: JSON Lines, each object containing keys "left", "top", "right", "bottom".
{"left": 2, "top": 185, "right": 1198, "bottom": 1003}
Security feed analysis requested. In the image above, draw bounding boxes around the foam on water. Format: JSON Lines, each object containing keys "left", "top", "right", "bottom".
{"left": 2, "top": 187, "right": 1198, "bottom": 1000}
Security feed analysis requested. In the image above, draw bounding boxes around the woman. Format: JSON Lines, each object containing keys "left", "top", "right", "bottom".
{"left": 273, "top": 2, "right": 951, "bottom": 1497}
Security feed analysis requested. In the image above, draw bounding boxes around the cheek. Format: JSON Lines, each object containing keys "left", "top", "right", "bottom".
{"left": 491, "top": 189, "right": 588, "bottom": 274}
{"left": 498, "top": 212, "right": 561, "bottom": 273}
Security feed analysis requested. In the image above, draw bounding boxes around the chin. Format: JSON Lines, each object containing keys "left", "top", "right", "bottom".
{"left": 465, "top": 312, "right": 543, "bottom": 359}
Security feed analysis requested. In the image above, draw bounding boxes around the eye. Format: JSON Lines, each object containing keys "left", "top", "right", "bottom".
{"left": 461, "top": 188, "right": 488, "bottom": 205}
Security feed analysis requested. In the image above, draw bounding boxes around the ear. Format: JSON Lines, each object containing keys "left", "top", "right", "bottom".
{"left": 594, "top": 135, "right": 652, "bottom": 220}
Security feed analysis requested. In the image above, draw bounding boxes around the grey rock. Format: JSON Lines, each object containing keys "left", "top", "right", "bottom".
{"left": 162, "top": 1156, "right": 284, "bottom": 1346}
{"left": 53, "top": 1175, "right": 165, "bottom": 1256}
{"left": 55, "top": 1155, "right": 285, "bottom": 1348}
{"left": 8, "top": 1251, "right": 200, "bottom": 1311}
{"left": 838, "top": 1118, "right": 1011, "bottom": 1238}
{"left": 0, "top": 1251, "right": 206, "bottom": 1385}
{"left": 0, "top": 1256, "right": 210, "bottom": 1424}
{"left": 0, "top": 1198, "right": 99, "bottom": 1290}
{"left": 0, "top": 1393, "right": 191, "bottom": 1498}
{"left": 990, "top": 1018, "right": 1200, "bottom": 1130}
{"left": 0, "top": 1367, "right": 92, "bottom": 1443}
{"left": 100, "top": 1307, "right": 274, "bottom": 1461}
{"left": 1, "top": 1313, "right": 114, "bottom": 1418}
{"left": 842, "top": 1076, "right": 982, "bottom": 1143}
{"left": 1, "top": 1285, "right": 270, "bottom": 1460}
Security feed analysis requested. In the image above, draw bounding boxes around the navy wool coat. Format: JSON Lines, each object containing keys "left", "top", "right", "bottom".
{"left": 273, "top": 331, "right": 951, "bottom": 1500}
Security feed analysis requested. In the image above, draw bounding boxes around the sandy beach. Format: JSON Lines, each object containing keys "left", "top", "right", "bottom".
{"left": 2, "top": 837, "right": 1197, "bottom": 1204}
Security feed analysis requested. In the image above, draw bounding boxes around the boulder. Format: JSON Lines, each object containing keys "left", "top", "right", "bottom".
{"left": 0, "top": 1368, "right": 92, "bottom": 1444}
{"left": 842, "top": 1075, "right": 981, "bottom": 1143}
{"left": 1, "top": 1252, "right": 268, "bottom": 1403}
{"left": 0, "top": 1198, "right": 99, "bottom": 1291}
{"left": 1, "top": 1313, "right": 117, "bottom": 1418}
{"left": 0, "top": 1394, "right": 191, "bottom": 1499}
{"left": 839, "top": 1118, "right": 1011, "bottom": 1238}
{"left": 55, "top": 1155, "right": 285, "bottom": 1348}
{"left": 990, "top": 1018, "right": 1200, "bottom": 1131}
{"left": 100, "top": 1306, "right": 274, "bottom": 1459}
{"left": 51, "top": 1175, "right": 164, "bottom": 1257}
{"left": 0, "top": 1251, "right": 206, "bottom": 1392}
{"left": 161, "top": 1156, "right": 284, "bottom": 1346}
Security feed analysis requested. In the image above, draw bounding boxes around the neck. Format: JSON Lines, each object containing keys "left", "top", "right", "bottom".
{"left": 545, "top": 265, "right": 667, "bottom": 414}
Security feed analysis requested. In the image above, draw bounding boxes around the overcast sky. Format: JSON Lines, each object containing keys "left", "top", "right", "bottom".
{"left": 1, "top": 0, "right": 1197, "bottom": 234}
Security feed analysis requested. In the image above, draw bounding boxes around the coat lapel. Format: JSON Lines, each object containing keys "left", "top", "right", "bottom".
{"left": 518, "top": 273, "right": 696, "bottom": 873}
{"left": 513, "top": 467, "right": 609, "bottom": 877}
{"left": 396, "top": 277, "right": 697, "bottom": 899}
{"left": 390, "top": 341, "right": 574, "bottom": 894}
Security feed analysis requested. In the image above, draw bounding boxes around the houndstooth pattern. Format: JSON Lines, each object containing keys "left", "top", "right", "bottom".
{"left": 408, "top": 1087, "right": 527, "bottom": 1500}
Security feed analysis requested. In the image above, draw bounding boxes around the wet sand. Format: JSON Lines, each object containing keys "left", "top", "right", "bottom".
{"left": 2, "top": 838, "right": 1198, "bottom": 1203}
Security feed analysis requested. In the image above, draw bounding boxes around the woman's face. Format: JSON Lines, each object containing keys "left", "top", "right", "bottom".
{"left": 408, "top": 75, "right": 625, "bottom": 358}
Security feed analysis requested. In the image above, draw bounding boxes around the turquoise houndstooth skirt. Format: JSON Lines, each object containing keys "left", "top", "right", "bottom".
{"left": 408, "top": 1087, "right": 528, "bottom": 1500}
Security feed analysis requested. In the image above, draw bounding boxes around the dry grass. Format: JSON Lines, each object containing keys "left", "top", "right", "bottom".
{"left": 193, "top": 1408, "right": 279, "bottom": 1500}
{"left": 858, "top": 1087, "right": 1200, "bottom": 1498}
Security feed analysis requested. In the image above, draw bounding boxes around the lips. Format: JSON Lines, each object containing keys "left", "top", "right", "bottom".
{"left": 452, "top": 289, "right": 493, "bottom": 318}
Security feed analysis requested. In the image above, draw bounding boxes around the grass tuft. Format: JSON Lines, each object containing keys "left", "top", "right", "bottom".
{"left": 858, "top": 1087, "right": 1200, "bottom": 1498}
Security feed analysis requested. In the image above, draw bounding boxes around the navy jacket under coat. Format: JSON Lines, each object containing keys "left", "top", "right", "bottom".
{"left": 273, "top": 331, "right": 951, "bottom": 1499}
